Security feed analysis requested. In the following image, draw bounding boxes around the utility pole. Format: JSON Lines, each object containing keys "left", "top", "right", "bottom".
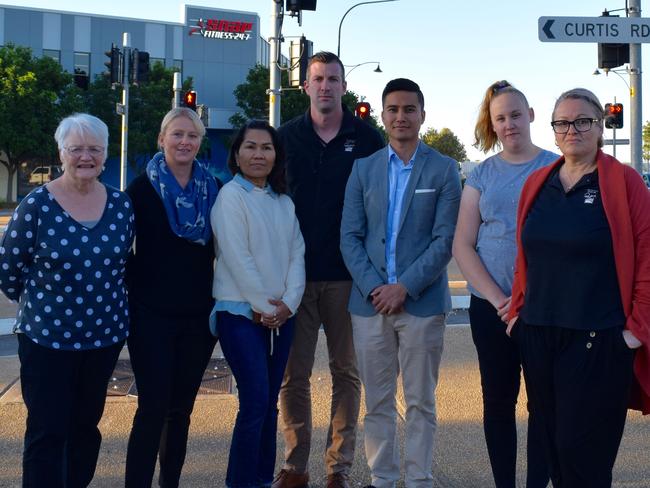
{"left": 629, "top": 0, "right": 643, "bottom": 173}
{"left": 172, "top": 72, "right": 182, "bottom": 109}
{"left": 268, "top": 0, "right": 282, "bottom": 127}
{"left": 119, "top": 33, "right": 131, "bottom": 191}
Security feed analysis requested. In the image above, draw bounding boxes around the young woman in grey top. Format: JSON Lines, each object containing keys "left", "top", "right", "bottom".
{"left": 452, "top": 81, "right": 557, "bottom": 488}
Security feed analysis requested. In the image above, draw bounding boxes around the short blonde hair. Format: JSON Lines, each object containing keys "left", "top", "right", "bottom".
{"left": 158, "top": 107, "right": 206, "bottom": 149}
{"left": 552, "top": 88, "right": 605, "bottom": 148}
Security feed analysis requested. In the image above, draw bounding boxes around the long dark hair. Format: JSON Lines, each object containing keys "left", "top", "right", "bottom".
{"left": 228, "top": 120, "right": 287, "bottom": 194}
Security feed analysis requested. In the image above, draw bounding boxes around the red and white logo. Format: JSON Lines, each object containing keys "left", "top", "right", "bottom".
{"left": 189, "top": 18, "right": 253, "bottom": 41}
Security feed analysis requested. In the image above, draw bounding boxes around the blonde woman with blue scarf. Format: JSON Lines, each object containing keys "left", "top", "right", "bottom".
{"left": 124, "top": 107, "right": 219, "bottom": 488}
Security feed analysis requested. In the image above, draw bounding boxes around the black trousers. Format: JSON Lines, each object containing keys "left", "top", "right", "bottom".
{"left": 125, "top": 305, "right": 216, "bottom": 488}
{"left": 18, "top": 334, "right": 123, "bottom": 488}
{"left": 469, "top": 296, "right": 549, "bottom": 488}
{"left": 514, "top": 319, "right": 635, "bottom": 488}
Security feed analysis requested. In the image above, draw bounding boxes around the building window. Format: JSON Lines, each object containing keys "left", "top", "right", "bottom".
{"left": 150, "top": 57, "right": 165, "bottom": 68}
{"left": 42, "top": 49, "right": 60, "bottom": 63}
{"left": 74, "top": 52, "right": 90, "bottom": 90}
{"left": 172, "top": 59, "right": 182, "bottom": 75}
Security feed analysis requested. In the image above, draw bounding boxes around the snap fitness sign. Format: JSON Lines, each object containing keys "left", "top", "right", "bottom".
{"left": 189, "top": 18, "right": 254, "bottom": 41}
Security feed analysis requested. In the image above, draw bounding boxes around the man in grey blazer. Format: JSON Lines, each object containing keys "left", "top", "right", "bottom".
{"left": 340, "top": 78, "right": 461, "bottom": 488}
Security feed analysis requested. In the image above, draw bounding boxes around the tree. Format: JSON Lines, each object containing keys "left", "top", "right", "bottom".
{"left": 422, "top": 127, "right": 468, "bottom": 161}
{"left": 0, "top": 44, "right": 83, "bottom": 201}
{"left": 642, "top": 120, "right": 650, "bottom": 164}
{"left": 84, "top": 62, "right": 194, "bottom": 170}
{"left": 230, "top": 64, "right": 385, "bottom": 138}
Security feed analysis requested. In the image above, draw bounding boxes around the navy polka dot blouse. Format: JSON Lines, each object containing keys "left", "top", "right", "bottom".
{"left": 0, "top": 186, "right": 135, "bottom": 351}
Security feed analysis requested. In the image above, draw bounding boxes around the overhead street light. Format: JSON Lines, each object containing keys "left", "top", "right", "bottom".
{"left": 345, "top": 61, "right": 382, "bottom": 77}
{"left": 593, "top": 67, "right": 634, "bottom": 97}
{"left": 337, "top": 0, "right": 398, "bottom": 58}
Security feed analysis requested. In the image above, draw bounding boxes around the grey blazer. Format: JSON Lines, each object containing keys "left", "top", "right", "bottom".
{"left": 340, "top": 141, "right": 462, "bottom": 317}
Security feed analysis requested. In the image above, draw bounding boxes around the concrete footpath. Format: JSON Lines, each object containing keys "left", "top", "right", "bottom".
{"left": 1, "top": 320, "right": 649, "bottom": 487}
{"left": 0, "top": 252, "right": 648, "bottom": 486}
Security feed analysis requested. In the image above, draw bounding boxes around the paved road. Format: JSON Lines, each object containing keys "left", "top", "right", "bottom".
{"left": 1, "top": 327, "right": 649, "bottom": 487}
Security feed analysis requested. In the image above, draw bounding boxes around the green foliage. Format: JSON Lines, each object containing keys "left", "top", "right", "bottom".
{"left": 422, "top": 127, "right": 468, "bottom": 161}
{"left": 643, "top": 120, "right": 650, "bottom": 163}
{"left": 84, "top": 63, "right": 193, "bottom": 170}
{"left": 0, "top": 44, "right": 84, "bottom": 201}
{"left": 230, "top": 64, "right": 309, "bottom": 127}
{"left": 231, "top": 64, "right": 384, "bottom": 141}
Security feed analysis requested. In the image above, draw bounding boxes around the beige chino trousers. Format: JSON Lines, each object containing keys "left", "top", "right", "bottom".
{"left": 352, "top": 312, "right": 445, "bottom": 488}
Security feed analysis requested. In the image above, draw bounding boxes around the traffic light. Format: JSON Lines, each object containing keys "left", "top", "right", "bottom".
{"left": 597, "top": 11, "right": 629, "bottom": 70}
{"left": 131, "top": 49, "right": 150, "bottom": 85}
{"left": 289, "top": 36, "right": 313, "bottom": 87}
{"left": 183, "top": 91, "right": 197, "bottom": 111}
{"left": 605, "top": 103, "right": 624, "bottom": 129}
{"left": 104, "top": 44, "right": 121, "bottom": 85}
{"left": 355, "top": 102, "right": 371, "bottom": 121}
{"left": 286, "top": 0, "right": 317, "bottom": 13}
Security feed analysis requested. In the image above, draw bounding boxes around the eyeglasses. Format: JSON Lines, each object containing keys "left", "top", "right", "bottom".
{"left": 64, "top": 146, "right": 105, "bottom": 157}
{"left": 550, "top": 118, "right": 600, "bottom": 134}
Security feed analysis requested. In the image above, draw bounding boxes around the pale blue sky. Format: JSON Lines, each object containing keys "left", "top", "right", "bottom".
{"left": 2, "top": 0, "right": 647, "bottom": 162}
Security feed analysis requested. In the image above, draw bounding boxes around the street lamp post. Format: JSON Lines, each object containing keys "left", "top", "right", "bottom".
{"left": 345, "top": 61, "right": 382, "bottom": 77}
{"left": 337, "top": 0, "right": 398, "bottom": 58}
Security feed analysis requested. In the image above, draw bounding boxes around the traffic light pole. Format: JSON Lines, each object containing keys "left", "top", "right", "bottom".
{"left": 629, "top": 0, "right": 643, "bottom": 173}
{"left": 120, "top": 33, "right": 131, "bottom": 191}
{"left": 268, "top": 0, "right": 282, "bottom": 128}
{"left": 172, "top": 72, "right": 182, "bottom": 109}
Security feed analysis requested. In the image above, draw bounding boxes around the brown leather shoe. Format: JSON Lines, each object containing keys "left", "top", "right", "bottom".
{"left": 326, "top": 473, "right": 350, "bottom": 488}
{"left": 271, "top": 469, "right": 309, "bottom": 488}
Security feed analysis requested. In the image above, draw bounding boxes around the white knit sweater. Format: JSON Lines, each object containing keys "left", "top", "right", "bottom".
{"left": 211, "top": 175, "right": 305, "bottom": 315}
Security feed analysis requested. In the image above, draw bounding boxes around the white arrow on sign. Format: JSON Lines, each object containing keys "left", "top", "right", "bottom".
{"left": 539, "top": 16, "right": 650, "bottom": 43}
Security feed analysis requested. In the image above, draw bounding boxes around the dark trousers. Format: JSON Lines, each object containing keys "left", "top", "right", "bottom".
{"left": 469, "top": 296, "right": 549, "bottom": 488}
{"left": 125, "top": 306, "right": 216, "bottom": 488}
{"left": 218, "top": 312, "right": 295, "bottom": 488}
{"left": 515, "top": 320, "right": 635, "bottom": 488}
{"left": 18, "top": 334, "right": 123, "bottom": 488}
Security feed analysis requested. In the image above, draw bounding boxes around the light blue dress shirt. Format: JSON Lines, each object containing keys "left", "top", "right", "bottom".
{"left": 385, "top": 145, "right": 417, "bottom": 284}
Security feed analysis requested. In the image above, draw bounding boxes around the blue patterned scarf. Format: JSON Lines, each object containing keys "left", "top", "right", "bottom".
{"left": 146, "top": 152, "right": 218, "bottom": 245}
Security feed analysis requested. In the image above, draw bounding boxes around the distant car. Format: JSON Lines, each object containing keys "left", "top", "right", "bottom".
{"left": 29, "top": 166, "right": 62, "bottom": 185}
{"left": 643, "top": 173, "right": 650, "bottom": 189}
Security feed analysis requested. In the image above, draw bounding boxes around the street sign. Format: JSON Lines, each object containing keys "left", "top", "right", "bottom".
{"left": 604, "top": 139, "right": 630, "bottom": 145}
{"left": 539, "top": 16, "right": 650, "bottom": 43}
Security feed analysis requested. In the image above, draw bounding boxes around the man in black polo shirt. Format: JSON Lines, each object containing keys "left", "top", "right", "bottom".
{"left": 273, "top": 52, "right": 384, "bottom": 488}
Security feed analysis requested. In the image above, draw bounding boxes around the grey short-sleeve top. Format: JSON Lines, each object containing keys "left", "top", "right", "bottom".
{"left": 464, "top": 150, "right": 558, "bottom": 297}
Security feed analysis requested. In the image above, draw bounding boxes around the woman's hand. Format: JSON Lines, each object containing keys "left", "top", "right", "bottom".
{"left": 496, "top": 296, "right": 511, "bottom": 323}
{"left": 623, "top": 330, "right": 643, "bottom": 349}
{"left": 261, "top": 299, "right": 291, "bottom": 329}
{"left": 506, "top": 316, "right": 518, "bottom": 337}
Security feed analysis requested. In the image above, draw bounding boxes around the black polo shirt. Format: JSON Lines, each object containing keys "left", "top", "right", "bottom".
{"left": 520, "top": 166, "right": 625, "bottom": 329}
{"left": 278, "top": 107, "right": 384, "bottom": 281}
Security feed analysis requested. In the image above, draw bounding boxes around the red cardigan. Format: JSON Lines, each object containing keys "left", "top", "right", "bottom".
{"left": 509, "top": 151, "right": 650, "bottom": 414}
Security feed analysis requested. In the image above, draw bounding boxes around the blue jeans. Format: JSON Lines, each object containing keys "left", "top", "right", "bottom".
{"left": 217, "top": 312, "right": 295, "bottom": 488}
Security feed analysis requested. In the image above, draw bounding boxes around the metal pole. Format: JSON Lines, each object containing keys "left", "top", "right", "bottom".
{"left": 613, "top": 127, "right": 617, "bottom": 158}
{"left": 120, "top": 33, "right": 130, "bottom": 191}
{"left": 629, "top": 0, "right": 643, "bottom": 173}
{"left": 172, "top": 72, "right": 182, "bottom": 109}
{"left": 337, "top": 0, "right": 397, "bottom": 58}
{"left": 268, "top": 0, "right": 282, "bottom": 127}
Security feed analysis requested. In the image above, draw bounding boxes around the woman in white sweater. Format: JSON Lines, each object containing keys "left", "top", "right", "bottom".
{"left": 211, "top": 119, "right": 305, "bottom": 488}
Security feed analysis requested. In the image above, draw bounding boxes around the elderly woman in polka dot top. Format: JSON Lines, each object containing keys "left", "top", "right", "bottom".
{"left": 0, "top": 113, "right": 134, "bottom": 487}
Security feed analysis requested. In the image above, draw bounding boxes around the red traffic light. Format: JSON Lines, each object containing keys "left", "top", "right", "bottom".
{"left": 183, "top": 90, "right": 197, "bottom": 111}
{"left": 604, "top": 102, "right": 623, "bottom": 129}
{"left": 355, "top": 102, "right": 371, "bottom": 121}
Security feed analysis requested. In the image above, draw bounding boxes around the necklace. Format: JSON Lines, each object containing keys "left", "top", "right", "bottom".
{"left": 559, "top": 163, "right": 596, "bottom": 192}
